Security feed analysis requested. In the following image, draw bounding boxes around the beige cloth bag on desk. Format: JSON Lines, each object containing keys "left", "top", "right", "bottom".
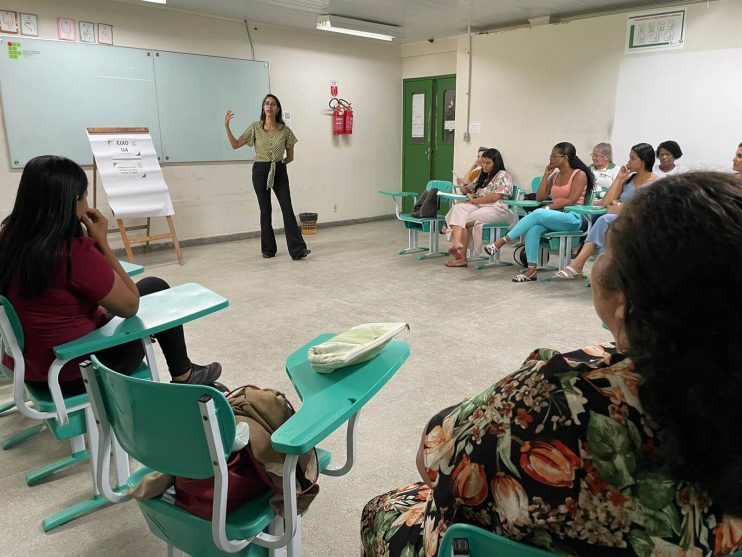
{"left": 308, "top": 323, "right": 409, "bottom": 373}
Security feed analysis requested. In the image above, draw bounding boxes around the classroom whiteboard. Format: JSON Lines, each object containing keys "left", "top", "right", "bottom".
{"left": 0, "top": 36, "right": 270, "bottom": 168}
{"left": 611, "top": 48, "right": 742, "bottom": 172}
{"left": 154, "top": 51, "right": 269, "bottom": 163}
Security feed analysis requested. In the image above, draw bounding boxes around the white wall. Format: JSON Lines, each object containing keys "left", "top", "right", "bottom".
{"left": 0, "top": 0, "right": 402, "bottom": 244}
{"left": 402, "top": 0, "right": 742, "bottom": 188}
{"left": 401, "top": 38, "right": 457, "bottom": 79}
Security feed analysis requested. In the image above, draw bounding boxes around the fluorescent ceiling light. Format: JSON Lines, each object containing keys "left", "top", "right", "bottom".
{"left": 317, "top": 15, "right": 403, "bottom": 41}
{"left": 142, "top": 0, "right": 167, "bottom": 4}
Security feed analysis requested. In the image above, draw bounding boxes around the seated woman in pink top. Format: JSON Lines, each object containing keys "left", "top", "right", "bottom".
{"left": 484, "top": 142, "right": 594, "bottom": 282}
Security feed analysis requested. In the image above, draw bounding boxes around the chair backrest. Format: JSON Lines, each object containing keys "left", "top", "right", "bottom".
{"left": 426, "top": 180, "right": 454, "bottom": 194}
{"left": 0, "top": 295, "right": 25, "bottom": 354}
{"left": 531, "top": 176, "right": 541, "bottom": 193}
{"left": 88, "top": 355, "right": 236, "bottom": 479}
{"left": 439, "top": 523, "right": 556, "bottom": 556}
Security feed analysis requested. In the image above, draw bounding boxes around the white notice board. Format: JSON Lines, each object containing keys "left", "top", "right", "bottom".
{"left": 87, "top": 132, "right": 175, "bottom": 218}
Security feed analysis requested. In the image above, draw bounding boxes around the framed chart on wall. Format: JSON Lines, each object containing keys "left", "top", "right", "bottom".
{"left": 20, "top": 13, "right": 38, "bottom": 36}
{"left": 0, "top": 10, "right": 19, "bottom": 33}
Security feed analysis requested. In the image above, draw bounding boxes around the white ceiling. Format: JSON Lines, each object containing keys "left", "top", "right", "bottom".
{"left": 114, "top": 0, "right": 712, "bottom": 43}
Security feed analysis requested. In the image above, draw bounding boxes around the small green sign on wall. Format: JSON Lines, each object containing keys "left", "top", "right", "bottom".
{"left": 7, "top": 41, "right": 22, "bottom": 59}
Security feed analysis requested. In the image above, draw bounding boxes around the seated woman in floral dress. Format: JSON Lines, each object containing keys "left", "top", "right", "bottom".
{"left": 361, "top": 172, "right": 742, "bottom": 557}
{"left": 444, "top": 148, "right": 514, "bottom": 267}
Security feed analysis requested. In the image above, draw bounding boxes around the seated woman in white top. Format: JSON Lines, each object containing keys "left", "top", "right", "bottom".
{"left": 445, "top": 148, "right": 514, "bottom": 267}
{"left": 590, "top": 142, "right": 619, "bottom": 202}
{"left": 654, "top": 140, "right": 688, "bottom": 178}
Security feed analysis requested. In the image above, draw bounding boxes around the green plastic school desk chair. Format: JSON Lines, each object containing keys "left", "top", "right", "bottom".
{"left": 438, "top": 523, "right": 557, "bottom": 557}
{"left": 0, "top": 283, "right": 228, "bottom": 533}
{"left": 0, "top": 259, "right": 142, "bottom": 450}
{"left": 81, "top": 333, "right": 409, "bottom": 557}
{"left": 475, "top": 185, "right": 522, "bottom": 270}
{"left": 378, "top": 180, "right": 455, "bottom": 259}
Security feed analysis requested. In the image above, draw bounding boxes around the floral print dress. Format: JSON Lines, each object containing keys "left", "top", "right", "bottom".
{"left": 361, "top": 345, "right": 742, "bottom": 557}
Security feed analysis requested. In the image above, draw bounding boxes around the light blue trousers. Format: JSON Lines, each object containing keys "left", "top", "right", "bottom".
{"left": 507, "top": 209, "right": 582, "bottom": 264}
{"left": 586, "top": 213, "right": 618, "bottom": 253}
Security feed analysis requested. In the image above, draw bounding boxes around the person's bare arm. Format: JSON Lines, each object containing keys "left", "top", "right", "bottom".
{"left": 536, "top": 166, "right": 555, "bottom": 201}
{"left": 282, "top": 146, "right": 294, "bottom": 164}
{"left": 225, "top": 110, "right": 248, "bottom": 149}
{"left": 81, "top": 208, "right": 139, "bottom": 317}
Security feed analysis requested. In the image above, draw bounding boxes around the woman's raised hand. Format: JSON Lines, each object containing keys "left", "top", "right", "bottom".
{"left": 224, "top": 110, "right": 235, "bottom": 127}
{"left": 80, "top": 208, "right": 109, "bottom": 246}
{"left": 617, "top": 164, "right": 636, "bottom": 183}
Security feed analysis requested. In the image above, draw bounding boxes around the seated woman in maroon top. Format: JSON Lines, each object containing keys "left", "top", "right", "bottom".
{"left": 0, "top": 155, "right": 222, "bottom": 395}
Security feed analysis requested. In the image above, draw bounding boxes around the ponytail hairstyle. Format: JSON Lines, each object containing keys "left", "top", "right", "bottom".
{"left": 598, "top": 171, "right": 742, "bottom": 514}
{"left": 0, "top": 155, "right": 87, "bottom": 298}
{"left": 473, "top": 148, "right": 506, "bottom": 191}
{"left": 553, "top": 142, "right": 595, "bottom": 199}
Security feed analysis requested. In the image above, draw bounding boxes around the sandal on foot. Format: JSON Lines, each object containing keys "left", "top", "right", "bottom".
{"left": 512, "top": 271, "right": 537, "bottom": 282}
{"left": 445, "top": 259, "right": 468, "bottom": 267}
{"left": 448, "top": 244, "right": 464, "bottom": 259}
{"left": 483, "top": 243, "right": 500, "bottom": 256}
{"left": 554, "top": 265, "right": 582, "bottom": 280}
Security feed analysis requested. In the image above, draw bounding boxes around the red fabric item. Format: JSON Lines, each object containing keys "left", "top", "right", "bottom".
{"left": 174, "top": 448, "right": 271, "bottom": 520}
{"left": 3, "top": 237, "right": 115, "bottom": 383}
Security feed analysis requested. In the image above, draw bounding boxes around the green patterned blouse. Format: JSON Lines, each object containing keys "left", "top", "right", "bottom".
{"left": 241, "top": 121, "right": 298, "bottom": 189}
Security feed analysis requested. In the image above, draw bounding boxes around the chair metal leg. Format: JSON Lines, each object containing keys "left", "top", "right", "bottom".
{"left": 417, "top": 222, "right": 447, "bottom": 259}
{"left": 1, "top": 423, "right": 45, "bottom": 450}
{"left": 0, "top": 399, "right": 15, "bottom": 415}
{"left": 398, "top": 229, "right": 425, "bottom": 255}
{"left": 26, "top": 448, "right": 89, "bottom": 486}
{"left": 286, "top": 517, "right": 302, "bottom": 557}
{"left": 167, "top": 546, "right": 187, "bottom": 557}
{"left": 41, "top": 494, "right": 109, "bottom": 532}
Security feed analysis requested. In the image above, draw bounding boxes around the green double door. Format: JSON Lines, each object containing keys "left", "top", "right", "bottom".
{"left": 402, "top": 75, "right": 456, "bottom": 210}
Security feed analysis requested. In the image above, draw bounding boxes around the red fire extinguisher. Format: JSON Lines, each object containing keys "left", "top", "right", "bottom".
{"left": 344, "top": 103, "right": 353, "bottom": 135}
{"left": 329, "top": 98, "right": 353, "bottom": 135}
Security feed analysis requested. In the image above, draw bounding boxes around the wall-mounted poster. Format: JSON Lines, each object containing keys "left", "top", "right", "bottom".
{"left": 626, "top": 8, "right": 686, "bottom": 53}
{"left": 79, "top": 21, "right": 95, "bottom": 43}
{"left": 20, "top": 13, "right": 38, "bottom": 36}
{"left": 0, "top": 10, "right": 19, "bottom": 33}
{"left": 98, "top": 23, "right": 113, "bottom": 45}
{"left": 57, "top": 17, "right": 76, "bottom": 41}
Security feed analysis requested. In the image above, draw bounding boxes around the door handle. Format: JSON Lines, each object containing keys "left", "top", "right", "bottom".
{"left": 426, "top": 147, "right": 432, "bottom": 160}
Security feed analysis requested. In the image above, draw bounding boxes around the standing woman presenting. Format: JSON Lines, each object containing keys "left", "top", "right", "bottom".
{"left": 225, "top": 94, "right": 310, "bottom": 260}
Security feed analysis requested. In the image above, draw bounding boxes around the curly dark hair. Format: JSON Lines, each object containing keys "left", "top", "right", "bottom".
{"left": 601, "top": 171, "right": 742, "bottom": 514}
{"left": 656, "top": 140, "right": 683, "bottom": 159}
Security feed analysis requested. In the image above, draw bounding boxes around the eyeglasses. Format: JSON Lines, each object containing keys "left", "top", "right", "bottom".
{"left": 591, "top": 153, "right": 606, "bottom": 158}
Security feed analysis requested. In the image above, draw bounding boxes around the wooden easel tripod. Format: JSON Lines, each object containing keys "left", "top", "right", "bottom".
{"left": 87, "top": 127, "right": 184, "bottom": 265}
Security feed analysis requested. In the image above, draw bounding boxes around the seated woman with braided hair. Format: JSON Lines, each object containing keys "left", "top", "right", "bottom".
{"left": 361, "top": 172, "right": 742, "bottom": 557}
{"left": 484, "top": 141, "right": 594, "bottom": 282}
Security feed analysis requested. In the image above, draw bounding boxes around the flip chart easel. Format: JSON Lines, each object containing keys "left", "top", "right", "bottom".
{"left": 87, "top": 127, "right": 184, "bottom": 266}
